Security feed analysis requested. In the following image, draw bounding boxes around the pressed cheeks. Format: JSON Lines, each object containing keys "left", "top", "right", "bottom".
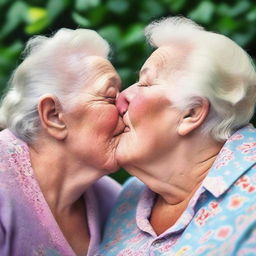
{"left": 63, "top": 56, "right": 124, "bottom": 172}
{"left": 127, "top": 89, "right": 171, "bottom": 129}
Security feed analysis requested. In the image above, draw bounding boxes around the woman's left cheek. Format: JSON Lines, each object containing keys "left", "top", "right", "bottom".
{"left": 102, "top": 109, "right": 120, "bottom": 129}
{"left": 131, "top": 96, "right": 168, "bottom": 123}
{"left": 129, "top": 96, "right": 149, "bottom": 121}
{"left": 129, "top": 96, "right": 170, "bottom": 127}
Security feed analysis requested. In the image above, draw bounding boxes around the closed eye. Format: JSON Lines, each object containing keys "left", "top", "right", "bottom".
{"left": 105, "top": 96, "right": 116, "bottom": 104}
{"left": 137, "top": 83, "right": 150, "bottom": 87}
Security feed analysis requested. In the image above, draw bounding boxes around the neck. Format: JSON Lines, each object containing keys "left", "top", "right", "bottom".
{"left": 127, "top": 135, "right": 224, "bottom": 205}
{"left": 28, "top": 138, "right": 106, "bottom": 215}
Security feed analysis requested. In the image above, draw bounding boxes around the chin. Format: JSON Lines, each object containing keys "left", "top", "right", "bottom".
{"left": 116, "top": 150, "right": 132, "bottom": 169}
{"left": 107, "top": 162, "right": 120, "bottom": 173}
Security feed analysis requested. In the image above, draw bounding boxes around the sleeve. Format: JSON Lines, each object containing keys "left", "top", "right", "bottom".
{"left": 0, "top": 190, "right": 9, "bottom": 256}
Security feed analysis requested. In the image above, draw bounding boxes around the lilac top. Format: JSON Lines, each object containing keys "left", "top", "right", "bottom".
{"left": 97, "top": 125, "right": 256, "bottom": 255}
{"left": 0, "top": 129, "right": 121, "bottom": 256}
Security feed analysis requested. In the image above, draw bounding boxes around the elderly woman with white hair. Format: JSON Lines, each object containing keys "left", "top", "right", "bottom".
{"left": 98, "top": 17, "right": 256, "bottom": 255}
{"left": 0, "top": 28, "right": 124, "bottom": 256}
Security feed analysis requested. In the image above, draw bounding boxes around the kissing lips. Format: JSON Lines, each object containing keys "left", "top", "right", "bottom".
{"left": 113, "top": 118, "right": 125, "bottom": 137}
{"left": 122, "top": 115, "right": 131, "bottom": 133}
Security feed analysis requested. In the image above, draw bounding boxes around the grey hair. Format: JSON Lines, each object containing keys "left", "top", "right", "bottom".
{"left": 145, "top": 16, "right": 256, "bottom": 141}
{"left": 0, "top": 28, "right": 110, "bottom": 144}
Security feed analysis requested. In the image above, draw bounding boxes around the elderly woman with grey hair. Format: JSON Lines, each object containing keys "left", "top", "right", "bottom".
{"left": 98, "top": 17, "right": 256, "bottom": 255}
{"left": 0, "top": 28, "right": 124, "bottom": 256}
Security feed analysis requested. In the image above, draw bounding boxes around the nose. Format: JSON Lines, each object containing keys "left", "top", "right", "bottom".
{"left": 116, "top": 91, "right": 129, "bottom": 116}
{"left": 116, "top": 85, "right": 136, "bottom": 116}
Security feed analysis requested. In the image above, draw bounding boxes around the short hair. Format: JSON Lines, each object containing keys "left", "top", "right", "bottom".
{"left": 145, "top": 16, "right": 256, "bottom": 141}
{"left": 0, "top": 28, "right": 110, "bottom": 144}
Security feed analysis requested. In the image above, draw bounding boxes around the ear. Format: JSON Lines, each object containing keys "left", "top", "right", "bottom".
{"left": 38, "top": 94, "right": 68, "bottom": 140}
{"left": 178, "top": 98, "right": 210, "bottom": 136}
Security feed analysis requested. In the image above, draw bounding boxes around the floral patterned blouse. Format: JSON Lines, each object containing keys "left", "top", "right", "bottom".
{"left": 0, "top": 129, "right": 121, "bottom": 256}
{"left": 97, "top": 125, "right": 256, "bottom": 256}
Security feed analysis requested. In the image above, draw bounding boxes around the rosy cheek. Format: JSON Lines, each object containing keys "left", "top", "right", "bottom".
{"left": 129, "top": 96, "right": 149, "bottom": 120}
{"left": 130, "top": 95, "right": 169, "bottom": 124}
{"left": 129, "top": 96, "right": 157, "bottom": 120}
{"left": 102, "top": 107, "right": 120, "bottom": 129}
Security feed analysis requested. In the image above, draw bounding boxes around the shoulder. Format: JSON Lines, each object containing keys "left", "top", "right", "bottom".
{"left": 0, "top": 129, "right": 27, "bottom": 170}
{"left": 123, "top": 176, "right": 144, "bottom": 187}
{"left": 110, "top": 177, "right": 146, "bottom": 212}
{"left": 0, "top": 129, "right": 12, "bottom": 162}
{"left": 0, "top": 129, "right": 29, "bottom": 184}
{"left": 98, "top": 176, "right": 146, "bottom": 219}
{"left": 93, "top": 176, "right": 145, "bottom": 205}
{"left": 0, "top": 129, "right": 19, "bottom": 148}
{"left": 122, "top": 176, "right": 145, "bottom": 196}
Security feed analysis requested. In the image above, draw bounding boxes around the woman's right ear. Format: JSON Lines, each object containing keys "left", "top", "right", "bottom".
{"left": 37, "top": 95, "right": 68, "bottom": 140}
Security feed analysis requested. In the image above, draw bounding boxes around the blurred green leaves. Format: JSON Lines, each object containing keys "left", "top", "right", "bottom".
{"left": 25, "top": 0, "right": 68, "bottom": 34}
{"left": 189, "top": 1, "right": 214, "bottom": 24}
{"left": 0, "top": 41, "right": 23, "bottom": 92}
{"left": 106, "top": 0, "right": 129, "bottom": 14}
{"left": 72, "top": 12, "right": 91, "bottom": 27}
{"left": 0, "top": 1, "right": 27, "bottom": 39}
{"left": 0, "top": 0, "right": 65, "bottom": 39}
{"left": 25, "top": 7, "right": 48, "bottom": 34}
{"left": 1, "top": 0, "right": 256, "bottom": 91}
{"left": 75, "top": 0, "right": 101, "bottom": 12}
{"left": 167, "top": 0, "right": 186, "bottom": 12}
{"left": 47, "top": 0, "right": 67, "bottom": 21}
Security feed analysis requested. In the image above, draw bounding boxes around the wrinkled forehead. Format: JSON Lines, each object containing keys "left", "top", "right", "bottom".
{"left": 140, "top": 44, "right": 193, "bottom": 80}
{"left": 81, "top": 56, "right": 121, "bottom": 88}
{"left": 84, "top": 56, "right": 116, "bottom": 76}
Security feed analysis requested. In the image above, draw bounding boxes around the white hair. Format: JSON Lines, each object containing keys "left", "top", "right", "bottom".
{"left": 0, "top": 28, "right": 110, "bottom": 144}
{"left": 145, "top": 16, "right": 256, "bottom": 141}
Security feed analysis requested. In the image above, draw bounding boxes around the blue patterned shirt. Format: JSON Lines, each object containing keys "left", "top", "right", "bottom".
{"left": 97, "top": 125, "right": 256, "bottom": 256}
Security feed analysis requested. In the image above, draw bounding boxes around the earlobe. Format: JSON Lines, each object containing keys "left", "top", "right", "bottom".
{"left": 38, "top": 94, "right": 68, "bottom": 140}
{"left": 178, "top": 98, "right": 209, "bottom": 136}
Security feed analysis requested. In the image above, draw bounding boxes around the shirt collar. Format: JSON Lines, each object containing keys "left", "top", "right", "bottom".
{"left": 202, "top": 124, "right": 256, "bottom": 198}
{"left": 136, "top": 186, "right": 157, "bottom": 236}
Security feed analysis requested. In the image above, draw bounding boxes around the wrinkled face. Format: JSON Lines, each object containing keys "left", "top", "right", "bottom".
{"left": 116, "top": 46, "right": 190, "bottom": 169}
{"left": 64, "top": 56, "right": 124, "bottom": 172}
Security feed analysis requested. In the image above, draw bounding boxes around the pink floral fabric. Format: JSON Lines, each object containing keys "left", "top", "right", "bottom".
{"left": 0, "top": 129, "right": 121, "bottom": 256}
{"left": 97, "top": 125, "right": 256, "bottom": 255}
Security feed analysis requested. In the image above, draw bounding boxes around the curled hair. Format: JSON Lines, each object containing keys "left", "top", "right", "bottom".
{"left": 145, "top": 16, "right": 256, "bottom": 141}
{"left": 0, "top": 28, "right": 110, "bottom": 143}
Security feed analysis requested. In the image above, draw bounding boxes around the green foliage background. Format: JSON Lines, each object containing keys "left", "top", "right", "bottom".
{"left": 1, "top": 0, "right": 256, "bottom": 183}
